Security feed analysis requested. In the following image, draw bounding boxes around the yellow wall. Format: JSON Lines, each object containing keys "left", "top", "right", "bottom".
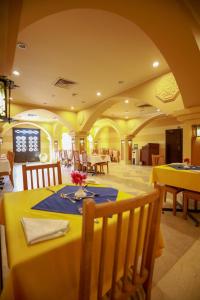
{"left": 1, "top": 123, "right": 50, "bottom": 160}
{"left": 96, "top": 127, "right": 120, "bottom": 150}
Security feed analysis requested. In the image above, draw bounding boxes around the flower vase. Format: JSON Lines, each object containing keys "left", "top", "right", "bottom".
{"left": 74, "top": 186, "right": 86, "bottom": 199}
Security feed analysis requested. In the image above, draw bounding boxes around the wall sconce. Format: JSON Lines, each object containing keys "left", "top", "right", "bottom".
{"left": 128, "top": 140, "right": 132, "bottom": 145}
{"left": 121, "top": 140, "right": 125, "bottom": 144}
{"left": 0, "top": 76, "right": 15, "bottom": 122}
{"left": 0, "top": 137, "right": 3, "bottom": 144}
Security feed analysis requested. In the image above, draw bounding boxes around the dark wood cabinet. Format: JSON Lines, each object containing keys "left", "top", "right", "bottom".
{"left": 140, "top": 143, "right": 159, "bottom": 165}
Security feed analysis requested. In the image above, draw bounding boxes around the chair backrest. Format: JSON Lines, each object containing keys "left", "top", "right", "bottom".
{"left": 22, "top": 161, "right": 62, "bottom": 190}
{"left": 7, "top": 151, "right": 15, "bottom": 169}
{"left": 152, "top": 154, "right": 162, "bottom": 166}
{"left": 79, "top": 187, "right": 163, "bottom": 300}
{"left": 81, "top": 151, "right": 88, "bottom": 164}
{"left": 73, "top": 150, "right": 80, "bottom": 162}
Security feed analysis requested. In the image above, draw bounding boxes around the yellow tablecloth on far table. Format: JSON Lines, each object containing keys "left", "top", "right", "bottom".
{"left": 151, "top": 164, "right": 200, "bottom": 192}
{"left": 1, "top": 184, "right": 164, "bottom": 300}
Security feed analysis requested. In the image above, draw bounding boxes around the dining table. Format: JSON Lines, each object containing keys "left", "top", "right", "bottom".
{"left": 0, "top": 184, "right": 164, "bottom": 300}
{"left": 0, "top": 158, "right": 10, "bottom": 175}
{"left": 151, "top": 164, "right": 200, "bottom": 192}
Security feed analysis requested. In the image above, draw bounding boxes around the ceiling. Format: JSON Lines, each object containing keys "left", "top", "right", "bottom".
{"left": 11, "top": 9, "right": 169, "bottom": 120}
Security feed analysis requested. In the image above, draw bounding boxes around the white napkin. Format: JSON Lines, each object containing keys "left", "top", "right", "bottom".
{"left": 21, "top": 217, "right": 70, "bottom": 245}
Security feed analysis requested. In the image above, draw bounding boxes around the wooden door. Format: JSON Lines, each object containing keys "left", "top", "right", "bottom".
{"left": 13, "top": 128, "right": 40, "bottom": 163}
{"left": 165, "top": 128, "right": 183, "bottom": 164}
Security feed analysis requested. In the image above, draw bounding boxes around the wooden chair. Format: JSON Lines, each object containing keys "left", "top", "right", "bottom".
{"left": 163, "top": 185, "right": 183, "bottom": 216}
{"left": 81, "top": 151, "right": 94, "bottom": 173}
{"left": 183, "top": 190, "right": 200, "bottom": 220}
{"left": 79, "top": 186, "right": 163, "bottom": 300}
{"left": 7, "top": 151, "right": 15, "bottom": 186}
{"left": 62, "top": 150, "right": 72, "bottom": 167}
{"left": 151, "top": 155, "right": 163, "bottom": 166}
{"left": 73, "top": 150, "right": 82, "bottom": 171}
{"left": 22, "top": 161, "right": 62, "bottom": 190}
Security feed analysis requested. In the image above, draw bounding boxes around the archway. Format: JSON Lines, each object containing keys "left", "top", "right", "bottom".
{"left": 2, "top": 1, "right": 200, "bottom": 109}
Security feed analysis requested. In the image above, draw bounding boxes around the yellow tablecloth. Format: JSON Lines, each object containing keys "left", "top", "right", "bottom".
{"left": 1, "top": 184, "right": 164, "bottom": 300}
{"left": 151, "top": 165, "right": 200, "bottom": 192}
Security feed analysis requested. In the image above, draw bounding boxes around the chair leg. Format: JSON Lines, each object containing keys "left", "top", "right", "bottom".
{"left": 163, "top": 190, "right": 167, "bottom": 203}
{"left": 173, "top": 193, "right": 177, "bottom": 216}
{"left": 183, "top": 194, "right": 188, "bottom": 219}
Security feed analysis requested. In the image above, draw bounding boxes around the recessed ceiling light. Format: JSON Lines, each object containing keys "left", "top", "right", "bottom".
{"left": 12, "top": 70, "right": 20, "bottom": 76}
{"left": 96, "top": 92, "right": 101, "bottom": 96}
{"left": 16, "top": 42, "right": 27, "bottom": 49}
{"left": 152, "top": 61, "right": 159, "bottom": 68}
{"left": 124, "top": 99, "right": 129, "bottom": 104}
{"left": 156, "top": 108, "right": 160, "bottom": 112}
{"left": 71, "top": 106, "right": 74, "bottom": 110}
{"left": 125, "top": 116, "right": 129, "bottom": 119}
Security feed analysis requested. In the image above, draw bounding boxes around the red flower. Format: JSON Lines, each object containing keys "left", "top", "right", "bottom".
{"left": 71, "top": 171, "right": 87, "bottom": 186}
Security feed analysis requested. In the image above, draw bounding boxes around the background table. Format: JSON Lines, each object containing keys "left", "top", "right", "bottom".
{"left": 151, "top": 165, "right": 200, "bottom": 192}
{"left": 1, "top": 184, "right": 164, "bottom": 300}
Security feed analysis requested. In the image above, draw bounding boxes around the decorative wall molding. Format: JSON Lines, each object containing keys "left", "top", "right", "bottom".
{"left": 155, "top": 73, "right": 179, "bottom": 103}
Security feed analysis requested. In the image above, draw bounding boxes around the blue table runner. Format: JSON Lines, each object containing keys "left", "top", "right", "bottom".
{"left": 32, "top": 186, "right": 118, "bottom": 215}
{"left": 168, "top": 164, "right": 200, "bottom": 171}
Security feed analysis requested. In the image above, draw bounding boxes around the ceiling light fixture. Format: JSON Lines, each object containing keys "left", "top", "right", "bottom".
{"left": 124, "top": 99, "right": 129, "bottom": 104}
{"left": 12, "top": 70, "right": 20, "bottom": 76}
{"left": 125, "top": 116, "right": 129, "bottom": 119}
{"left": 96, "top": 92, "right": 101, "bottom": 96}
{"left": 16, "top": 42, "right": 27, "bottom": 49}
{"left": 152, "top": 61, "right": 159, "bottom": 68}
{"left": 71, "top": 106, "right": 74, "bottom": 110}
{"left": 156, "top": 108, "right": 161, "bottom": 112}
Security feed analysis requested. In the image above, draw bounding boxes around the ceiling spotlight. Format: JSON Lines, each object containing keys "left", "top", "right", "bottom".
{"left": 71, "top": 106, "right": 74, "bottom": 110}
{"left": 125, "top": 116, "right": 129, "bottom": 119}
{"left": 152, "top": 61, "right": 159, "bottom": 68}
{"left": 124, "top": 99, "right": 129, "bottom": 104}
{"left": 96, "top": 92, "right": 101, "bottom": 96}
{"left": 16, "top": 42, "right": 27, "bottom": 49}
{"left": 12, "top": 70, "right": 20, "bottom": 76}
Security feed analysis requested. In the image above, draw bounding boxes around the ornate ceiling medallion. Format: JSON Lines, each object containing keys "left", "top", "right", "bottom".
{"left": 155, "top": 73, "right": 179, "bottom": 103}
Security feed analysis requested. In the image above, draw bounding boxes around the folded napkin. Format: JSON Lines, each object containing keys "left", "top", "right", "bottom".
{"left": 21, "top": 217, "right": 70, "bottom": 245}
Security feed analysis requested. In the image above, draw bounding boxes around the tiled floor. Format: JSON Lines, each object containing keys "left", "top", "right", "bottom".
{"left": 1, "top": 162, "right": 200, "bottom": 300}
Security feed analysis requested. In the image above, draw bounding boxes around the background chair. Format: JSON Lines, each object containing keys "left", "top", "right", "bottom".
{"left": 7, "top": 151, "right": 15, "bottom": 186}
{"left": 22, "top": 161, "right": 62, "bottom": 190}
{"left": 151, "top": 154, "right": 163, "bottom": 166}
{"left": 73, "top": 150, "right": 82, "bottom": 171}
{"left": 79, "top": 187, "right": 163, "bottom": 300}
{"left": 183, "top": 190, "right": 200, "bottom": 225}
{"left": 163, "top": 185, "right": 183, "bottom": 216}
